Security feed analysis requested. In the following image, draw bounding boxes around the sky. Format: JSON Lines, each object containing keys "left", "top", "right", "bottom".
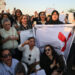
{"left": 5, "top": 0, "right": 75, "bottom": 15}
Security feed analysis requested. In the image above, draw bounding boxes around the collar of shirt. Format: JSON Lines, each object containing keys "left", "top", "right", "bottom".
{"left": 2, "top": 62, "right": 13, "bottom": 75}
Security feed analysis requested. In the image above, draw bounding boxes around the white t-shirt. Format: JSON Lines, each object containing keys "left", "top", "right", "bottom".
{"left": 18, "top": 44, "right": 41, "bottom": 70}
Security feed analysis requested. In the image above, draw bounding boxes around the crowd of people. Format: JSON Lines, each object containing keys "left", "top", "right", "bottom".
{"left": 0, "top": 9, "right": 75, "bottom": 75}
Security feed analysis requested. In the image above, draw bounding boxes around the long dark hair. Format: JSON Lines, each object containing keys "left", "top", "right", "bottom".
{"left": 73, "top": 12, "right": 75, "bottom": 20}
{"left": 49, "top": 10, "right": 64, "bottom": 24}
{"left": 52, "top": 10, "right": 59, "bottom": 17}
{"left": 15, "top": 9, "right": 22, "bottom": 20}
{"left": 39, "top": 11, "right": 46, "bottom": 21}
{"left": 44, "top": 45, "right": 59, "bottom": 58}
{"left": 15, "top": 62, "right": 27, "bottom": 75}
{"left": 51, "top": 10, "right": 59, "bottom": 21}
{"left": 43, "top": 45, "right": 65, "bottom": 72}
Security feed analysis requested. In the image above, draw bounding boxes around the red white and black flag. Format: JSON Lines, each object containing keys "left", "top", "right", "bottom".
{"left": 33, "top": 24, "right": 75, "bottom": 60}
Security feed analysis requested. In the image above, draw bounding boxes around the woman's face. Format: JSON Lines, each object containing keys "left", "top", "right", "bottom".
{"left": 21, "top": 16, "right": 28, "bottom": 24}
{"left": 16, "top": 10, "right": 21, "bottom": 17}
{"left": 45, "top": 46, "right": 52, "bottom": 56}
{"left": 40, "top": 12, "right": 46, "bottom": 21}
{"left": 3, "top": 21, "right": 11, "bottom": 31}
{"left": 52, "top": 12, "right": 59, "bottom": 21}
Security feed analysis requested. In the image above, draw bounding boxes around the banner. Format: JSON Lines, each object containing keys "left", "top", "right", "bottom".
{"left": 20, "top": 29, "right": 34, "bottom": 44}
{"left": 34, "top": 24, "right": 75, "bottom": 60}
{"left": 59, "top": 14, "right": 66, "bottom": 23}
{"left": 46, "top": 8, "right": 55, "bottom": 15}
{"left": 20, "top": 24, "right": 75, "bottom": 60}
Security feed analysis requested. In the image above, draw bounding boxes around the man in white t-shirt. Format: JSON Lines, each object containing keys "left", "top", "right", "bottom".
{"left": 18, "top": 37, "right": 44, "bottom": 74}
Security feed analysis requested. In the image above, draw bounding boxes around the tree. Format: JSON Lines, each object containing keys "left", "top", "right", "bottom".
{"left": 68, "top": 9, "right": 75, "bottom": 13}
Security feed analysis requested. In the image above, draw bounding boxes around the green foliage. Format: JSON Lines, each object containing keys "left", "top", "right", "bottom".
{"left": 68, "top": 9, "right": 75, "bottom": 13}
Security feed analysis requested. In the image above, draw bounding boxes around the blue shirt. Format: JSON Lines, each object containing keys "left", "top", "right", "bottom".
{"left": 0, "top": 59, "right": 19, "bottom": 75}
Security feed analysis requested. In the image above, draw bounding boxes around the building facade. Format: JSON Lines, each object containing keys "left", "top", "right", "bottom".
{"left": 0, "top": 0, "right": 6, "bottom": 13}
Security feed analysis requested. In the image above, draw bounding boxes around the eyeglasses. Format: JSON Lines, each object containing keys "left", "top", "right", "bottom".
{"left": 2, "top": 53, "right": 12, "bottom": 58}
{"left": 40, "top": 14, "right": 45, "bottom": 16}
{"left": 45, "top": 48, "right": 51, "bottom": 52}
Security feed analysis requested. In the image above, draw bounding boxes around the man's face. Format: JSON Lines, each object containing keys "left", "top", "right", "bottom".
{"left": 3, "top": 15, "right": 8, "bottom": 19}
{"left": 3, "top": 21, "right": 11, "bottom": 31}
{"left": 29, "top": 39, "right": 35, "bottom": 47}
{"left": 2, "top": 50, "right": 12, "bottom": 66}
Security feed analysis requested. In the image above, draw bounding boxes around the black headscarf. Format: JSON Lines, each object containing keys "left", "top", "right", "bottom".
{"left": 48, "top": 10, "right": 64, "bottom": 24}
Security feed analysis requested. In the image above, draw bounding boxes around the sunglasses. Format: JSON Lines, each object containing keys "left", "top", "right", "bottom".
{"left": 28, "top": 54, "right": 31, "bottom": 61}
{"left": 45, "top": 48, "right": 51, "bottom": 52}
{"left": 2, "top": 53, "right": 12, "bottom": 58}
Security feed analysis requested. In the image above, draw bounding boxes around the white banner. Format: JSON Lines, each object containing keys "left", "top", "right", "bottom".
{"left": 34, "top": 24, "right": 75, "bottom": 60}
{"left": 46, "top": 8, "right": 55, "bottom": 15}
{"left": 59, "top": 14, "right": 66, "bottom": 23}
{"left": 20, "top": 29, "right": 34, "bottom": 44}
{"left": 20, "top": 24, "right": 75, "bottom": 60}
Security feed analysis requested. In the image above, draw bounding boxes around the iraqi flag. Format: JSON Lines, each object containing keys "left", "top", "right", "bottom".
{"left": 33, "top": 24, "right": 75, "bottom": 60}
